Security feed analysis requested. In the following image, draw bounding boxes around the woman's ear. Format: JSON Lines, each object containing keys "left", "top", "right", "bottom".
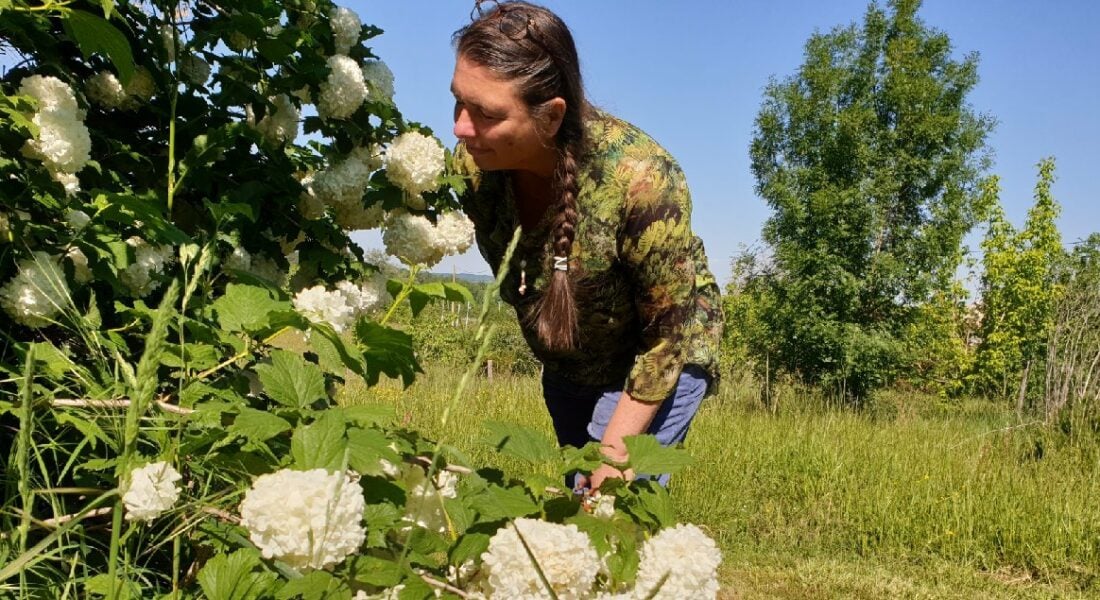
{"left": 543, "top": 97, "right": 567, "bottom": 138}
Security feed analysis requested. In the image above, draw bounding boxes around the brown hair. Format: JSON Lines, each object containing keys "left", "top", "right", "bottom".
{"left": 454, "top": 1, "right": 589, "bottom": 351}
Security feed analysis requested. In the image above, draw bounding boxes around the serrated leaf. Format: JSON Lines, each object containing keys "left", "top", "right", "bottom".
{"left": 347, "top": 555, "right": 404, "bottom": 588}
{"left": 442, "top": 282, "right": 474, "bottom": 304}
{"left": 230, "top": 407, "right": 291, "bottom": 443}
{"left": 309, "top": 322, "right": 367, "bottom": 379}
{"left": 339, "top": 404, "right": 394, "bottom": 427}
{"left": 632, "top": 481, "right": 677, "bottom": 528}
{"left": 255, "top": 350, "right": 326, "bottom": 409}
{"left": 55, "top": 412, "right": 112, "bottom": 450}
{"left": 354, "top": 322, "right": 421, "bottom": 387}
{"left": 622, "top": 435, "right": 693, "bottom": 476}
{"left": 480, "top": 421, "right": 558, "bottom": 463}
{"left": 346, "top": 426, "right": 401, "bottom": 476}
{"left": 290, "top": 411, "right": 347, "bottom": 471}
{"left": 275, "top": 570, "right": 347, "bottom": 600}
{"left": 385, "top": 278, "right": 403, "bottom": 299}
{"left": 160, "top": 342, "right": 220, "bottom": 370}
{"left": 407, "top": 289, "right": 431, "bottom": 318}
{"left": 414, "top": 281, "right": 447, "bottom": 299}
{"left": 197, "top": 548, "right": 278, "bottom": 600}
{"left": 449, "top": 533, "right": 490, "bottom": 566}
{"left": 469, "top": 484, "right": 539, "bottom": 520}
{"left": 212, "top": 284, "right": 291, "bottom": 332}
{"left": 63, "top": 10, "right": 134, "bottom": 84}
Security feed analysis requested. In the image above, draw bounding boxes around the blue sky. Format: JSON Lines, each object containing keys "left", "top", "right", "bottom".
{"left": 351, "top": 0, "right": 1100, "bottom": 287}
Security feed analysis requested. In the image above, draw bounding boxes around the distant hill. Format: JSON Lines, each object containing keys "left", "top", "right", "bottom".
{"left": 424, "top": 271, "right": 494, "bottom": 284}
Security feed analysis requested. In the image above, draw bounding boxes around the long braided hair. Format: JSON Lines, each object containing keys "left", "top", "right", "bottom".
{"left": 454, "top": 1, "right": 590, "bottom": 350}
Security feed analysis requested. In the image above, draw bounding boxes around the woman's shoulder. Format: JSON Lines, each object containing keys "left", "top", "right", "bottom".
{"left": 584, "top": 110, "right": 682, "bottom": 176}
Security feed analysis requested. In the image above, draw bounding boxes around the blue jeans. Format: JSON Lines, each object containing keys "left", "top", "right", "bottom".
{"left": 541, "top": 364, "right": 709, "bottom": 487}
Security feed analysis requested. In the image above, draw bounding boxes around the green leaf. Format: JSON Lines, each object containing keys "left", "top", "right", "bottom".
{"left": 449, "top": 533, "right": 491, "bottom": 566}
{"left": 346, "top": 426, "right": 401, "bottom": 476}
{"left": 290, "top": 411, "right": 347, "bottom": 471}
{"left": 275, "top": 570, "right": 348, "bottom": 600}
{"left": 442, "top": 282, "right": 474, "bottom": 304}
{"left": 480, "top": 421, "right": 558, "bottom": 464}
{"left": 309, "top": 322, "right": 367, "bottom": 379}
{"left": 347, "top": 555, "right": 404, "bottom": 588}
{"left": 622, "top": 435, "right": 693, "bottom": 476}
{"left": 62, "top": 10, "right": 134, "bottom": 84}
{"left": 354, "top": 322, "right": 421, "bottom": 387}
{"left": 469, "top": 484, "right": 539, "bottom": 520}
{"left": 160, "top": 342, "right": 220, "bottom": 370}
{"left": 212, "top": 284, "right": 291, "bottom": 333}
{"left": 230, "top": 407, "right": 292, "bottom": 443}
{"left": 407, "top": 289, "right": 431, "bottom": 318}
{"left": 339, "top": 404, "right": 395, "bottom": 427}
{"left": 631, "top": 481, "right": 677, "bottom": 528}
{"left": 197, "top": 548, "right": 279, "bottom": 600}
{"left": 255, "top": 350, "right": 326, "bottom": 409}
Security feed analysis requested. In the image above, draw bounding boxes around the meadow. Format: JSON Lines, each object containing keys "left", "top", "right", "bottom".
{"left": 343, "top": 366, "right": 1100, "bottom": 599}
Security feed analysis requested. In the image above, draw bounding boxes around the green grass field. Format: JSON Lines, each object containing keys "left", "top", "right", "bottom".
{"left": 342, "top": 367, "right": 1100, "bottom": 599}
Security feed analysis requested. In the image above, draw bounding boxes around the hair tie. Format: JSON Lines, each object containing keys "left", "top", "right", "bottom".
{"left": 552, "top": 255, "right": 569, "bottom": 272}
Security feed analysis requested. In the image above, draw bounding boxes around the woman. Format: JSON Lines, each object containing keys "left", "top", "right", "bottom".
{"left": 451, "top": 0, "right": 723, "bottom": 490}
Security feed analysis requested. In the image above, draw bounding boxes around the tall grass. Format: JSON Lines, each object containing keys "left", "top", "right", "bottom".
{"left": 343, "top": 367, "right": 1100, "bottom": 598}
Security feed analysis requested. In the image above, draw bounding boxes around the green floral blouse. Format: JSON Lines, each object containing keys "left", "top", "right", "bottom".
{"left": 455, "top": 111, "right": 723, "bottom": 402}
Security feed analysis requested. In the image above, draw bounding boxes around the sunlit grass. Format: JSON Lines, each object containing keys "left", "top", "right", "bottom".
{"left": 343, "top": 366, "right": 1100, "bottom": 598}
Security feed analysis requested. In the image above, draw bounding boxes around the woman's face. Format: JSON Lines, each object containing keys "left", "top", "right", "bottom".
{"left": 451, "top": 55, "right": 561, "bottom": 176}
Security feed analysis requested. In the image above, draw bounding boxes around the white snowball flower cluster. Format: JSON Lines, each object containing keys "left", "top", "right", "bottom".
{"left": 0, "top": 252, "right": 69, "bottom": 328}
{"left": 252, "top": 94, "right": 300, "bottom": 146}
{"left": 307, "top": 146, "right": 385, "bottom": 229}
{"left": 178, "top": 54, "right": 211, "bottom": 86}
{"left": 361, "top": 59, "right": 395, "bottom": 103}
{"left": 481, "top": 518, "right": 601, "bottom": 600}
{"left": 318, "top": 55, "right": 368, "bottom": 120}
{"left": 382, "top": 210, "right": 475, "bottom": 267}
{"left": 65, "top": 209, "right": 90, "bottom": 230}
{"left": 239, "top": 468, "right": 366, "bottom": 571}
{"left": 634, "top": 524, "right": 721, "bottom": 599}
{"left": 383, "top": 131, "right": 445, "bottom": 199}
{"left": 122, "top": 461, "right": 182, "bottom": 522}
{"left": 19, "top": 76, "right": 90, "bottom": 196}
{"left": 67, "top": 246, "right": 93, "bottom": 283}
{"left": 592, "top": 493, "right": 616, "bottom": 520}
{"left": 403, "top": 468, "right": 459, "bottom": 534}
{"left": 329, "top": 6, "right": 362, "bottom": 55}
{"left": 85, "top": 68, "right": 155, "bottom": 111}
{"left": 292, "top": 277, "right": 387, "bottom": 332}
{"left": 120, "top": 236, "right": 174, "bottom": 297}
{"left": 354, "top": 586, "right": 404, "bottom": 600}
{"left": 223, "top": 247, "right": 287, "bottom": 286}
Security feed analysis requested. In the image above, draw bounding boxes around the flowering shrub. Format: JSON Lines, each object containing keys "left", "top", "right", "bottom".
{"left": 0, "top": 1, "right": 721, "bottom": 598}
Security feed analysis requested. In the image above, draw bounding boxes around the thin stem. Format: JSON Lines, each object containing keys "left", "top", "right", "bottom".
{"left": 379, "top": 265, "right": 423, "bottom": 327}
{"left": 106, "top": 500, "right": 124, "bottom": 600}
{"left": 193, "top": 325, "right": 290, "bottom": 380}
{"left": 16, "top": 344, "right": 37, "bottom": 594}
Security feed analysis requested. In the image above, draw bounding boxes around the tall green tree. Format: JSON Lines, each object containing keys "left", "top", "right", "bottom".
{"left": 973, "top": 158, "right": 1063, "bottom": 399}
{"left": 747, "top": 0, "right": 994, "bottom": 401}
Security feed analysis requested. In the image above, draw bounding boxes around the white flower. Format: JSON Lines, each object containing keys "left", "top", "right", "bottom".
{"left": 22, "top": 109, "right": 91, "bottom": 174}
{"left": 19, "top": 75, "right": 79, "bottom": 114}
{"left": 225, "top": 246, "right": 252, "bottom": 272}
{"left": 239, "top": 468, "right": 366, "bottom": 571}
{"left": 434, "top": 211, "right": 475, "bottom": 256}
{"left": 179, "top": 54, "right": 211, "bottom": 86}
{"left": 592, "top": 493, "right": 616, "bottom": 520}
{"left": 120, "top": 236, "right": 174, "bottom": 297}
{"left": 0, "top": 252, "right": 70, "bottom": 328}
{"left": 329, "top": 7, "right": 362, "bottom": 55}
{"left": 361, "top": 59, "right": 395, "bottom": 103}
{"left": 404, "top": 468, "right": 459, "bottom": 534}
{"left": 85, "top": 72, "right": 129, "bottom": 109}
{"left": 333, "top": 201, "right": 385, "bottom": 231}
{"left": 382, "top": 211, "right": 443, "bottom": 267}
{"left": 65, "top": 209, "right": 90, "bottom": 230}
{"left": 634, "top": 524, "right": 721, "bottom": 599}
{"left": 292, "top": 278, "right": 385, "bottom": 332}
{"left": 67, "top": 246, "right": 92, "bottom": 283}
{"left": 85, "top": 69, "right": 154, "bottom": 111}
{"left": 383, "top": 131, "right": 444, "bottom": 198}
{"left": 481, "top": 518, "right": 600, "bottom": 600}
{"left": 122, "top": 461, "right": 182, "bottom": 522}
{"left": 318, "top": 55, "right": 367, "bottom": 120}
{"left": 298, "top": 174, "right": 327, "bottom": 220}
{"left": 253, "top": 94, "right": 299, "bottom": 146}
{"left": 353, "top": 586, "right": 404, "bottom": 600}
{"left": 53, "top": 171, "right": 81, "bottom": 196}
{"left": 311, "top": 146, "right": 380, "bottom": 213}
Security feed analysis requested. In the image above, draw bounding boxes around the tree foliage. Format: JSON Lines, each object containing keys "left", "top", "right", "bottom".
{"left": 973, "top": 158, "right": 1064, "bottom": 399}
{"left": 744, "top": 0, "right": 994, "bottom": 401}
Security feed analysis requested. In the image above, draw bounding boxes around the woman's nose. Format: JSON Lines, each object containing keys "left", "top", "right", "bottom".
{"left": 453, "top": 108, "right": 475, "bottom": 139}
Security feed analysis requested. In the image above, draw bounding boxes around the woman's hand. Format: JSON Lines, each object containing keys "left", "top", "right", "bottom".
{"left": 588, "top": 443, "right": 634, "bottom": 491}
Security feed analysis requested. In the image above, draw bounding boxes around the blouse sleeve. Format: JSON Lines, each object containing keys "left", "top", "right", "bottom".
{"left": 618, "top": 155, "right": 697, "bottom": 403}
